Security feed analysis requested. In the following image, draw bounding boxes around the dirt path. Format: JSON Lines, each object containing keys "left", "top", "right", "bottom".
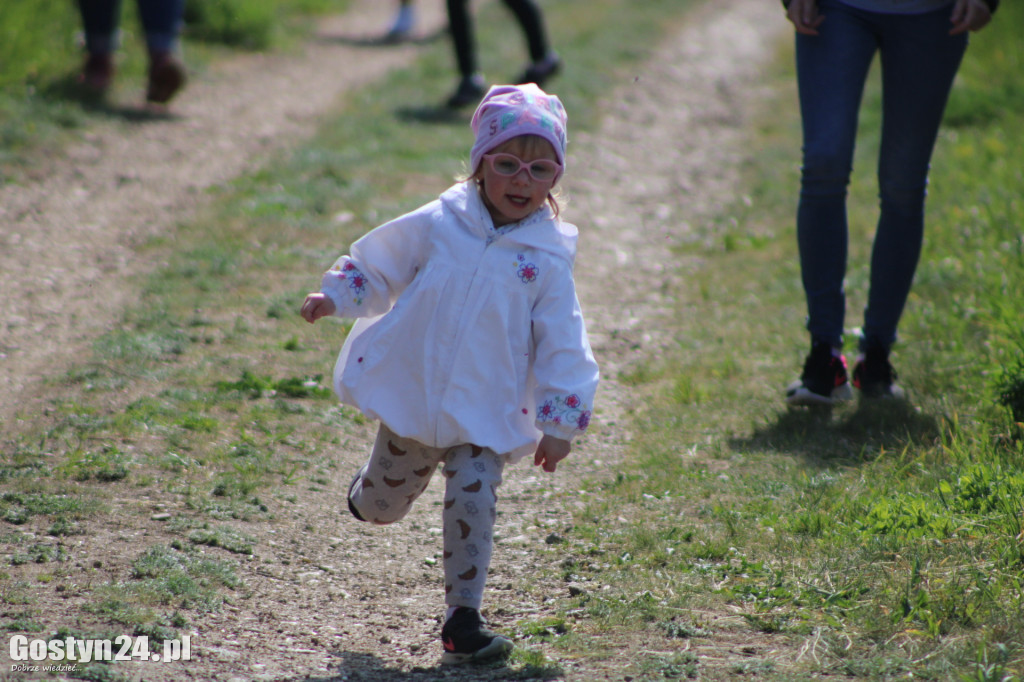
{"left": 0, "top": 0, "right": 789, "bottom": 679}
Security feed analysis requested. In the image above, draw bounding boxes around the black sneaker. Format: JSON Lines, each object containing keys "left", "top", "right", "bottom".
{"left": 785, "top": 342, "right": 853, "bottom": 407}
{"left": 446, "top": 74, "right": 487, "bottom": 109}
{"left": 440, "top": 607, "right": 513, "bottom": 665}
{"left": 852, "top": 347, "right": 905, "bottom": 400}
{"left": 515, "top": 53, "right": 562, "bottom": 87}
{"left": 347, "top": 465, "right": 367, "bottom": 522}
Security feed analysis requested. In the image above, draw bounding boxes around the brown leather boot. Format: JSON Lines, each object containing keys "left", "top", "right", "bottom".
{"left": 146, "top": 51, "right": 187, "bottom": 104}
{"left": 79, "top": 52, "right": 115, "bottom": 94}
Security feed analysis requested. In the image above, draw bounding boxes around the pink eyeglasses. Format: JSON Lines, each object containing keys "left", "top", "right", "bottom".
{"left": 483, "top": 153, "right": 562, "bottom": 182}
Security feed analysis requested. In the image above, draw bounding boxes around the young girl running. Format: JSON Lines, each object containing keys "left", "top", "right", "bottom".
{"left": 301, "top": 83, "right": 599, "bottom": 664}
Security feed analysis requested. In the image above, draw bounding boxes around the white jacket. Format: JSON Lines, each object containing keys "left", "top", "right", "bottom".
{"left": 320, "top": 182, "right": 599, "bottom": 461}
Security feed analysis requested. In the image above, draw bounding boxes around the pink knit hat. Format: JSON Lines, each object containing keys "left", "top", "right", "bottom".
{"left": 469, "top": 83, "right": 568, "bottom": 180}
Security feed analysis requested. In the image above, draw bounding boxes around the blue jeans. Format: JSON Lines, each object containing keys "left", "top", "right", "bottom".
{"left": 795, "top": 0, "right": 967, "bottom": 351}
{"left": 77, "top": 0, "right": 185, "bottom": 54}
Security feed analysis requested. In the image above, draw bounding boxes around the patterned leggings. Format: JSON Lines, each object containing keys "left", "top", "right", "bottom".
{"left": 348, "top": 424, "right": 505, "bottom": 610}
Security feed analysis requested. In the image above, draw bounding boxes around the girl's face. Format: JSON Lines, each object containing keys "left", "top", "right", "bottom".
{"left": 478, "top": 136, "right": 559, "bottom": 228}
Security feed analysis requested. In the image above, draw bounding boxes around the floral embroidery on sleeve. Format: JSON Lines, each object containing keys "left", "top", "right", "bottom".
{"left": 537, "top": 393, "right": 592, "bottom": 433}
{"left": 328, "top": 260, "right": 368, "bottom": 305}
{"left": 515, "top": 254, "right": 539, "bottom": 284}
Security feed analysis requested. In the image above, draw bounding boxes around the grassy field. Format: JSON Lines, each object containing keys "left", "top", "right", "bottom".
{"left": 574, "top": 6, "right": 1024, "bottom": 680}
{"left": 2, "top": 0, "right": 1023, "bottom": 679}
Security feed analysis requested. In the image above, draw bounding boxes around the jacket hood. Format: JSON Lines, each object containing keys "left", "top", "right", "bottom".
{"left": 439, "top": 182, "right": 578, "bottom": 261}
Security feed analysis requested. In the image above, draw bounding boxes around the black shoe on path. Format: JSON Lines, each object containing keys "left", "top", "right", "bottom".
{"left": 515, "top": 53, "right": 562, "bottom": 87}
{"left": 441, "top": 607, "right": 513, "bottom": 665}
{"left": 446, "top": 74, "right": 487, "bottom": 109}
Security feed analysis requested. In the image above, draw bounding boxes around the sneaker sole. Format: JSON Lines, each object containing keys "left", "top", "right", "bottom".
{"left": 855, "top": 385, "right": 906, "bottom": 401}
{"left": 347, "top": 464, "right": 368, "bottom": 522}
{"left": 785, "top": 383, "right": 853, "bottom": 407}
{"left": 440, "top": 636, "right": 513, "bottom": 665}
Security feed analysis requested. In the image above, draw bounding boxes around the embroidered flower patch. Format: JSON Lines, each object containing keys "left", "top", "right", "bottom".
{"left": 329, "top": 260, "right": 368, "bottom": 305}
{"left": 537, "top": 393, "right": 592, "bottom": 433}
{"left": 514, "top": 254, "right": 539, "bottom": 284}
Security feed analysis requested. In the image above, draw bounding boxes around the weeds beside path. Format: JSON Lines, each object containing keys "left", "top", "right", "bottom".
{"left": 0, "top": 0, "right": 796, "bottom": 679}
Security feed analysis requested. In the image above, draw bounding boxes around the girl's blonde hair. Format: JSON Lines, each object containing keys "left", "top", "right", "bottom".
{"left": 462, "top": 134, "right": 564, "bottom": 218}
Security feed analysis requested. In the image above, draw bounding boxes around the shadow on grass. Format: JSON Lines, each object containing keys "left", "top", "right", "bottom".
{"left": 42, "top": 73, "right": 184, "bottom": 124}
{"left": 316, "top": 26, "right": 448, "bottom": 49}
{"left": 733, "top": 399, "right": 942, "bottom": 465}
{"left": 303, "top": 650, "right": 563, "bottom": 681}
{"left": 395, "top": 104, "right": 466, "bottom": 125}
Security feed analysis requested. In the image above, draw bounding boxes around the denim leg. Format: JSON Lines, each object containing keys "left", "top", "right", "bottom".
{"left": 77, "top": 0, "right": 123, "bottom": 54}
{"left": 795, "top": 1, "right": 878, "bottom": 348}
{"left": 136, "top": 0, "right": 185, "bottom": 53}
{"left": 861, "top": 9, "right": 967, "bottom": 351}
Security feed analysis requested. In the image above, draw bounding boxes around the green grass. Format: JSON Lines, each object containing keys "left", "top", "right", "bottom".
{"left": 542, "top": 4, "right": 1024, "bottom": 679}
{"left": 1, "top": 0, "right": 1022, "bottom": 678}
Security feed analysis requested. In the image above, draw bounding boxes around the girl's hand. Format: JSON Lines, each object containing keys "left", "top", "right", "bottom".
{"left": 950, "top": 0, "right": 991, "bottom": 34}
{"left": 786, "top": 0, "right": 824, "bottom": 35}
{"left": 534, "top": 435, "right": 571, "bottom": 473}
{"left": 300, "top": 293, "right": 336, "bottom": 323}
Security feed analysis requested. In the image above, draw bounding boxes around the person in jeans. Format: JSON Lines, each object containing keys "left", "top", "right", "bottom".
{"left": 783, "top": 0, "right": 998, "bottom": 406}
{"left": 76, "top": 0, "right": 187, "bottom": 104}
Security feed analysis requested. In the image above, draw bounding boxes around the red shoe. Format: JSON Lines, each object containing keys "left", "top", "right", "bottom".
{"left": 146, "top": 52, "right": 187, "bottom": 104}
